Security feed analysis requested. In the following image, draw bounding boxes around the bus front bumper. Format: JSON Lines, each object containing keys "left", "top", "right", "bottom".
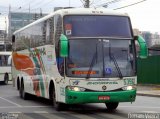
{"left": 65, "top": 89, "right": 136, "bottom": 104}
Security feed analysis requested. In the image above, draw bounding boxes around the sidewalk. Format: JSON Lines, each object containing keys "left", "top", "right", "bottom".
{"left": 137, "top": 84, "right": 160, "bottom": 97}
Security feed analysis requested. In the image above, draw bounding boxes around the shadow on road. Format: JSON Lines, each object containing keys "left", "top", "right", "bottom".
{"left": 26, "top": 95, "right": 127, "bottom": 118}
{"left": 0, "top": 81, "right": 13, "bottom": 85}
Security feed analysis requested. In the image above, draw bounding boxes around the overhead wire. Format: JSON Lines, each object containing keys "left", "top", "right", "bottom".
{"left": 90, "top": 0, "right": 95, "bottom": 5}
{"left": 91, "top": 0, "right": 112, "bottom": 6}
{"left": 113, "top": 0, "right": 147, "bottom": 10}
{"left": 80, "top": 0, "right": 85, "bottom": 6}
{"left": 31, "top": 0, "right": 55, "bottom": 11}
{"left": 11, "top": 0, "right": 34, "bottom": 11}
{"left": 30, "top": 0, "right": 47, "bottom": 9}
{"left": 94, "top": 0, "right": 122, "bottom": 8}
{"left": 10, "top": 0, "right": 48, "bottom": 13}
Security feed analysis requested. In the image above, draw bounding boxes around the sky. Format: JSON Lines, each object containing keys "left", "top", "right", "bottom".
{"left": 0, "top": 0, "right": 160, "bottom": 33}
{"left": 115, "top": 0, "right": 160, "bottom": 33}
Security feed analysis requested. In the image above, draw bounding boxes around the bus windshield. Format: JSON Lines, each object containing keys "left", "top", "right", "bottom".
{"left": 64, "top": 15, "right": 132, "bottom": 38}
{"left": 66, "top": 39, "right": 135, "bottom": 78}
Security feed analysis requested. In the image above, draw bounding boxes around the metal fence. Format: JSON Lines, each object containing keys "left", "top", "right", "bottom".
{"left": 137, "top": 56, "right": 160, "bottom": 84}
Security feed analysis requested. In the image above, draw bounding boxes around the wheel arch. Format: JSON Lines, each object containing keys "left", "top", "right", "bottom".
{"left": 49, "top": 79, "right": 56, "bottom": 100}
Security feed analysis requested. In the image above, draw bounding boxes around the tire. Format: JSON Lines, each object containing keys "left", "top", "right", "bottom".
{"left": 19, "top": 80, "right": 29, "bottom": 100}
{"left": 17, "top": 79, "right": 20, "bottom": 90}
{"left": 105, "top": 102, "right": 119, "bottom": 111}
{"left": 52, "top": 87, "right": 65, "bottom": 111}
{"left": 3, "top": 74, "right": 9, "bottom": 85}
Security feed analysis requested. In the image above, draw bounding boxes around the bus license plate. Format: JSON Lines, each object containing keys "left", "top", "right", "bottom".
{"left": 98, "top": 96, "right": 110, "bottom": 100}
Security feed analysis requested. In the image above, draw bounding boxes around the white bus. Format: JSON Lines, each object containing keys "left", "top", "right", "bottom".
{"left": 0, "top": 42, "right": 12, "bottom": 84}
{"left": 0, "top": 52, "right": 12, "bottom": 84}
{"left": 12, "top": 8, "right": 148, "bottom": 111}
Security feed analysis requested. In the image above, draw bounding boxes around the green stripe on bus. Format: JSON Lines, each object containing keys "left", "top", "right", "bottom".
{"left": 65, "top": 89, "right": 136, "bottom": 104}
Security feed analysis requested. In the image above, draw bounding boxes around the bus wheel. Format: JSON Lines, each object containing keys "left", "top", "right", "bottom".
{"left": 3, "top": 74, "right": 9, "bottom": 85}
{"left": 17, "top": 79, "right": 20, "bottom": 90}
{"left": 52, "top": 87, "right": 65, "bottom": 111}
{"left": 105, "top": 102, "right": 119, "bottom": 111}
{"left": 19, "top": 80, "right": 29, "bottom": 100}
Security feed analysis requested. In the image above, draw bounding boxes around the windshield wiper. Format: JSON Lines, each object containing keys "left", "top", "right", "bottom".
{"left": 86, "top": 50, "right": 97, "bottom": 79}
{"left": 110, "top": 53, "right": 123, "bottom": 79}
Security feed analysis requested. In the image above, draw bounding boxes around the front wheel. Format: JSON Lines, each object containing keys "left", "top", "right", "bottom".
{"left": 52, "top": 87, "right": 66, "bottom": 111}
{"left": 105, "top": 102, "right": 119, "bottom": 111}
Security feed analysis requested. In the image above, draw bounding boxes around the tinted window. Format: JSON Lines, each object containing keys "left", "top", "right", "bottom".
{"left": 64, "top": 15, "right": 132, "bottom": 38}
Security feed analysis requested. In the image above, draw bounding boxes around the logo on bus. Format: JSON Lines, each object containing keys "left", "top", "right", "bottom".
{"left": 29, "top": 48, "right": 46, "bottom": 57}
{"left": 72, "top": 80, "right": 80, "bottom": 85}
{"left": 87, "top": 82, "right": 118, "bottom": 85}
{"left": 102, "top": 85, "right": 107, "bottom": 90}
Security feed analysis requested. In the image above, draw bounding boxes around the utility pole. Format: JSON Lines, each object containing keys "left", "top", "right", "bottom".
{"left": 84, "top": 0, "right": 90, "bottom": 8}
{"left": 69, "top": 0, "right": 70, "bottom": 7}
{"left": 28, "top": 4, "right": 30, "bottom": 24}
{"left": 8, "top": 5, "right": 11, "bottom": 42}
{"left": 5, "top": 17, "right": 7, "bottom": 42}
{"left": 40, "top": 8, "right": 42, "bottom": 17}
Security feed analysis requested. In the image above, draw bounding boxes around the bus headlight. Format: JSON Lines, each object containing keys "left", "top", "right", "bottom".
{"left": 122, "top": 86, "right": 136, "bottom": 90}
{"left": 66, "top": 86, "right": 86, "bottom": 92}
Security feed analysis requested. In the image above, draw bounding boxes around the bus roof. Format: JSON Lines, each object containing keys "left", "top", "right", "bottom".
{"left": 0, "top": 52, "right": 12, "bottom": 55}
{"left": 13, "top": 8, "right": 129, "bottom": 34}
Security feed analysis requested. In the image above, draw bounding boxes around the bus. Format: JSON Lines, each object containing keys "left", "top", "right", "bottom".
{"left": 0, "top": 41, "right": 12, "bottom": 84}
{"left": 12, "top": 8, "right": 148, "bottom": 111}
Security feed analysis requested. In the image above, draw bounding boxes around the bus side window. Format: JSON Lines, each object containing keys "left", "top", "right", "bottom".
{"left": 8, "top": 55, "right": 12, "bottom": 66}
{"left": 55, "top": 15, "right": 63, "bottom": 76}
{"left": 49, "top": 17, "right": 54, "bottom": 44}
{"left": 1, "top": 55, "right": 5, "bottom": 66}
{"left": 0, "top": 56, "right": 2, "bottom": 66}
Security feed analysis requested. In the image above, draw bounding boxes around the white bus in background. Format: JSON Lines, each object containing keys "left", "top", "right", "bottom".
{"left": 0, "top": 41, "right": 12, "bottom": 84}
{"left": 0, "top": 52, "right": 12, "bottom": 84}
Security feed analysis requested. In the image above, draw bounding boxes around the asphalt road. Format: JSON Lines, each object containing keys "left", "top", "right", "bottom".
{"left": 0, "top": 82, "right": 160, "bottom": 119}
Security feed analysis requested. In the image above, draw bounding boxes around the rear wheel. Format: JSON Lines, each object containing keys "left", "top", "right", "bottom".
{"left": 17, "top": 79, "right": 20, "bottom": 90}
{"left": 19, "top": 80, "right": 29, "bottom": 100}
{"left": 105, "top": 102, "right": 119, "bottom": 111}
{"left": 3, "top": 74, "right": 9, "bottom": 85}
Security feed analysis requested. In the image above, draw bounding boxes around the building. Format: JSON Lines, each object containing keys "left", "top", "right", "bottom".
{"left": 0, "top": 30, "right": 6, "bottom": 41}
{"left": 9, "top": 12, "right": 47, "bottom": 35}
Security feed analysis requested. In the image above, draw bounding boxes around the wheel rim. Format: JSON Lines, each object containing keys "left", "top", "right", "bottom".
{"left": 4, "top": 75, "right": 8, "bottom": 84}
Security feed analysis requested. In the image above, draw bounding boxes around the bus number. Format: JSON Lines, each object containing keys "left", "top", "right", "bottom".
{"left": 124, "top": 79, "right": 135, "bottom": 85}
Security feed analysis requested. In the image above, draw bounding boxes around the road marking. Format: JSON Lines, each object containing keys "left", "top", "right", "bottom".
{"left": 100, "top": 113, "right": 127, "bottom": 119}
{"left": 34, "top": 111, "right": 49, "bottom": 113}
{"left": 0, "top": 106, "right": 51, "bottom": 109}
{"left": 21, "top": 114, "right": 37, "bottom": 119}
{"left": 69, "top": 113, "right": 97, "bottom": 119}
{"left": 0, "top": 97, "right": 22, "bottom": 107}
{"left": 22, "top": 106, "right": 52, "bottom": 108}
{"left": 0, "top": 105, "right": 159, "bottom": 109}
{"left": 8, "top": 112, "right": 22, "bottom": 113}
{"left": 141, "top": 111, "right": 159, "bottom": 113}
{"left": 38, "top": 113, "right": 65, "bottom": 119}
{"left": 119, "top": 106, "right": 160, "bottom": 109}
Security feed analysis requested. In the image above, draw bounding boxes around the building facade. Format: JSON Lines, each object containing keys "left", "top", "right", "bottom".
{"left": 9, "top": 12, "right": 47, "bottom": 35}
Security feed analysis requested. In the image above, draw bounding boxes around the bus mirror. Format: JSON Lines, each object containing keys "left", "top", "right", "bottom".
{"left": 60, "top": 34, "right": 68, "bottom": 57}
{"left": 12, "top": 35, "right": 15, "bottom": 43}
{"left": 135, "top": 35, "right": 148, "bottom": 58}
